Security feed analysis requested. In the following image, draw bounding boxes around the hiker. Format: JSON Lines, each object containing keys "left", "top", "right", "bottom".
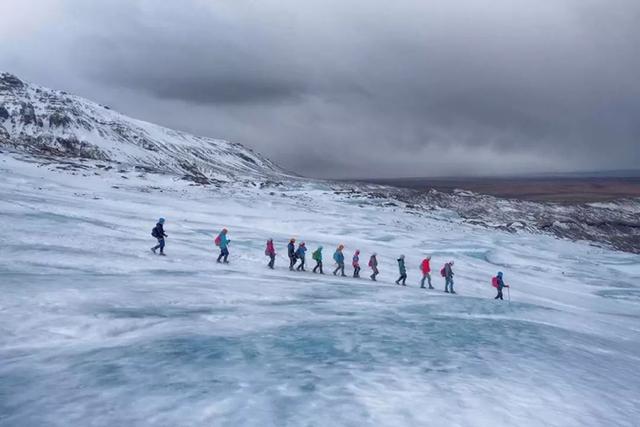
{"left": 420, "top": 256, "right": 433, "bottom": 289}
{"left": 369, "top": 253, "right": 379, "bottom": 281}
{"left": 395, "top": 255, "right": 407, "bottom": 286}
{"left": 442, "top": 261, "right": 455, "bottom": 294}
{"left": 295, "top": 242, "right": 307, "bottom": 271}
{"left": 493, "top": 271, "right": 509, "bottom": 300}
{"left": 312, "top": 246, "right": 324, "bottom": 274}
{"left": 215, "top": 228, "right": 230, "bottom": 263}
{"left": 288, "top": 238, "right": 297, "bottom": 271}
{"left": 333, "top": 244, "right": 346, "bottom": 276}
{"left": 352, "top": 250, "right": 361, "bottom": 278}
{"left": 150, "top": 218, "right": 167, "bottom": 256}
{"left": 265, "top": 238, "right": 276, "bottom": 269}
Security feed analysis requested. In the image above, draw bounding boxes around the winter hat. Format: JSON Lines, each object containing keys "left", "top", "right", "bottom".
{"left": 222, "top": 228, "right": 228, "bottom": 233}
{"left": 497, "top": 271, "right": 503, "bottom": 277}
{"left": 338, "top": 244, "right": 344, "bottom": 250}
{"left": 300, "top": 242, "right": 306, "bottom": 246}
{"left": 372, "top": 252, "right": 377, "bottom": 256}
{"left": 400, "top": 255, "right": 405, "bottom": 259}
{"left": 158, "top": 218, "right": 165, "bottom": 224}
{"left": 450, "top": 260, "right": 455, "bottom": 265}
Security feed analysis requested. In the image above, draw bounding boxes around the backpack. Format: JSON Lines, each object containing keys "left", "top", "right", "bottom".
{"left": 491, "top": 277, "right": 499, "bottom": 288}
{"left": 440, "top": 265, "right": 447, "bottom": 277}
{"left": 312, "top": 250, "right": 321, "bottom": 261}
{"left": 151, "top": 227, "right": 159, "bottom": 238}
{"left": 214, "top": 235, "right": 221, "bottom": 246}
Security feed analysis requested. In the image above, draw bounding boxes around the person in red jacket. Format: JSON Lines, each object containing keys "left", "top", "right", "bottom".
{"left": 265, "top": 238, "right": 276, "bottom": 269}
{"left": 420, "top": 256, "right": 433, "bottom": 289}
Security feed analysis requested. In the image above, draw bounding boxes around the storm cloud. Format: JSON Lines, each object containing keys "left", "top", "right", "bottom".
{"left": 1, "top": 0, "right": 639, "bottom": 178}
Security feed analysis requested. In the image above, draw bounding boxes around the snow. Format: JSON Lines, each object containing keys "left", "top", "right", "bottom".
{"left": 1, "top": 153, "right": 640, "bottom": 426}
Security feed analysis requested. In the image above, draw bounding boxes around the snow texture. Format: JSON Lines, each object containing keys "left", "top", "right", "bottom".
{"left": 1, "top": 153, "right": 639, "bottom": 427}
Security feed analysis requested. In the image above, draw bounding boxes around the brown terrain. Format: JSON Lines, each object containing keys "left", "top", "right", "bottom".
{"left": 366, "top": 176, "right": 640, "bottom": 203}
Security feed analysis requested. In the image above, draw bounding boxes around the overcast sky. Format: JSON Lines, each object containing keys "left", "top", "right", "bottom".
{"left": 1, "top": 0, "right": 639, "bottom": 178}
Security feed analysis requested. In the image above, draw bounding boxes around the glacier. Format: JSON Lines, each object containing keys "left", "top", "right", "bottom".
{"left": 1, "top": 153, "right": 639, "bottom": 427}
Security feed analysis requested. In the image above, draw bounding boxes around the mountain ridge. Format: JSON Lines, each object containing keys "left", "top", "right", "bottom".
{"left": 0, "top": 72, "right": 287, "bottom": 184}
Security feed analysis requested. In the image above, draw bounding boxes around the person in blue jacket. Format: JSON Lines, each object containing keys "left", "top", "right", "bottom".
{"left": 151, "top": 218, "right": 167, "bottom": 256}
{"left": 494, "top": 271, "right": 509, "bottom": 300}
{"left": 333, "top": 244, "right": 346, "bottom": 276}
{"left": 216, "top": 228, "right": 230, "bottom": 263}
{"left": 295, "top": 242, "right": 307, "bottom": 271}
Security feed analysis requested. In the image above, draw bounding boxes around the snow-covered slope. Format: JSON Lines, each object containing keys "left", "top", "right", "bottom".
{"left": 1, "top": 154, "right": 639, "bottom": 426}
{"left": 0, "top": 72, "right": 286, "bottom": 183}
{"left": 2, "top": 72, "right": 638, "bottom": 253}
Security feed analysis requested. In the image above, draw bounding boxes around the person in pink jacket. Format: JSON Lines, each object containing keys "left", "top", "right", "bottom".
{"left": 265, "top": 238, "right": 276, "bottom": 269}
{"left": 352, "top": 250, "right": 361, "bottom": 278}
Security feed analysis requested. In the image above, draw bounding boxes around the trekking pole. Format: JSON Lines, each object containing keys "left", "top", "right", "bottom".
{"left": 507, "top": 286, "right": 511, "bottom": 304}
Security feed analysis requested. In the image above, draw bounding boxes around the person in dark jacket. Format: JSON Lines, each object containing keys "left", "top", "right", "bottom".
{"left": 265, "top": 239, "right": 276, "bottom": 269}
{"left": 494, "top": 271, "right": 509, "bottom": 300}
{"left": 369, "top": 253, "right": 379, "bottom": 281}
{"left": 288, "top": 238, "right": 297, "bottom": 271}
{"left": 395, "top": 255, "right": 407, "bottom": 286}
{"left": 295, "top": 242, "right": 307, "bottom": 271}
{"left": 151, "top": 218, "right": 167, "bottom": 256}
{"left": 444, "top": 261, "right": 455, "bottom": 294}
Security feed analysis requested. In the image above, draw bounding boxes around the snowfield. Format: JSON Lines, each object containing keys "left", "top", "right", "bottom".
{"left": 1, "top": 153, "right": 639, "bottom": 427}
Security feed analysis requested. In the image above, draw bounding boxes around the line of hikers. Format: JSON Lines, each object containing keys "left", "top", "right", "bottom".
{"left": 151, "top": 219, "right": 510, "bottom": 299}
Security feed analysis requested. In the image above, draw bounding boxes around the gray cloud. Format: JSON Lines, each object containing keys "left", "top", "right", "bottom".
{"left": 1, "top": 0, "right": 639, "bottom": 178}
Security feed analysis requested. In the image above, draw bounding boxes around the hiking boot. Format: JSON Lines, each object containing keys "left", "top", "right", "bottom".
{"left": 444, "top": 289, "right": 450, "bottom": 293}
{"left": 151, "top": 247, "right": 157, "bottom": 254}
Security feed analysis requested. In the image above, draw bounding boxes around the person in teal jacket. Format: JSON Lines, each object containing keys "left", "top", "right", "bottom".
{"left": 312, "top": 246, "right": 324, "bottom": 274}
{"left": 216, "top": 228, "right": 230, "bottom": 263}
{"left": 333, "top": 244, "right": 346, "bottom": 276}
{"left": 395, "top": 255, "right": 407, "bottom": 286}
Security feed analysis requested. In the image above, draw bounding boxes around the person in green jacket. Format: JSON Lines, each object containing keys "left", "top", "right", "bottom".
{"left": 312, "top": 246, "right": 324, "bottom": 274}
{"left": 395, "top": 255, "right": 407, "bottom": 286}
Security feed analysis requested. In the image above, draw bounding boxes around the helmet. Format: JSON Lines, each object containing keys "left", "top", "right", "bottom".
{"left": 158, "top": 217, "right": 165, "bottom": 224}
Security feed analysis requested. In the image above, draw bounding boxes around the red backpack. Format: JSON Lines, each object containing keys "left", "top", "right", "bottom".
{"left": 491, "top": 277, "right": 499, "bottom": 288}
{"left": 440, "top": 265, "right": 447, "bottom": 277}
{"left": 214, "top": 235, "right": 221, "bottom": 246}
